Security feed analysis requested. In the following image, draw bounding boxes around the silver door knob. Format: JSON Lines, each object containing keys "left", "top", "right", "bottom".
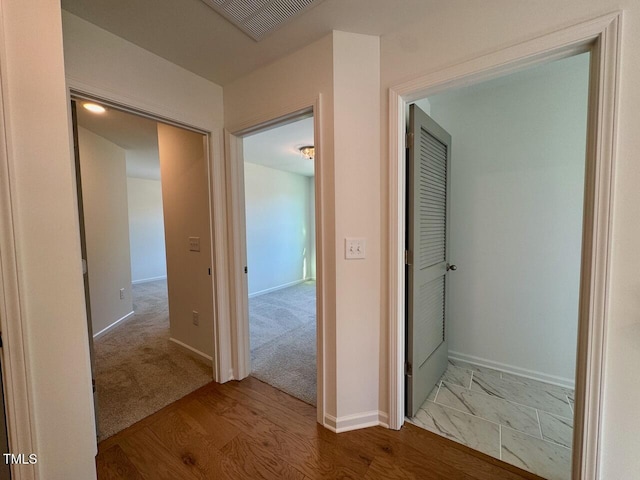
{"left": 446, "top": 263, "right": 457, "bottom": 271}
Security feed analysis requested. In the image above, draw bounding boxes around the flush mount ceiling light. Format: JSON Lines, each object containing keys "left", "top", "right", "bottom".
{"left": 83, "top": 102, "right": 106, "bottom": 114}
{"left": 299, "top": 145, "right": 314, "bottom": 160}
{"left": 200, "top": 0, "right": 326, "bottom": 41}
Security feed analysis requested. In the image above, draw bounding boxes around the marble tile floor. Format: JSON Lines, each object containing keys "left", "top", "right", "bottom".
{"left": 409, "top": 359, "right": 574, "bottom": 480}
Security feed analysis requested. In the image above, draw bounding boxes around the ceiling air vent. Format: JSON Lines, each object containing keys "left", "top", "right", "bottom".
{"left": 200, "top": 0, "right": 325, "bottom": 41}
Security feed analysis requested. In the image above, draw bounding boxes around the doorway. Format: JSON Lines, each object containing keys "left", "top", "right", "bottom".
{"left": 242, "top": 116, "right": 317, "bottom": 406}
{"left": 71, "top": 99, "right": 215, "bottom": 440}
{"left": 388, "top": 13, "right": 620, "bottom": 480}
{"left": 404, "top": 53, "right": 589, "bottom": 480}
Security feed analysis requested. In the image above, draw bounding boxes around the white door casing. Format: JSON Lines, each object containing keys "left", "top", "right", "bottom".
{"left": 387, "top": 12, "right": 620, "bottom": 480}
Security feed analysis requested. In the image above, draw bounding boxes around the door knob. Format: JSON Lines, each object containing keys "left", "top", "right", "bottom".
{"left": 446, "top": 263, "right": 457, "bottom": 271}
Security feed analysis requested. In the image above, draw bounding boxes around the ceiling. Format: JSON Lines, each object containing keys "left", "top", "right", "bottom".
{"left": 243, "top": 117, "right": 315, "bottom": 176}
{"left": 76, "top": 102, "right": 161, "bottom": 180}
{"left": 60, "top": 0, "right": 434, "bottom": 85}
{"left": 77, "top": 101, "right": 314, "bottom": 179}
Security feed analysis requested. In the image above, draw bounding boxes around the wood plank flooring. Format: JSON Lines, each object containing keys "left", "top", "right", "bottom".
{"left": 97, "top": 377, "right": 544, "bottom": 480}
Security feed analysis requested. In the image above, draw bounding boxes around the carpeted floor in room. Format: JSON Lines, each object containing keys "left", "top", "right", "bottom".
{"left": 249, "top": 280, "right": 317, "bottom": 406}
{"left": 94, "top": 279, "right": 212, "bottom": 441}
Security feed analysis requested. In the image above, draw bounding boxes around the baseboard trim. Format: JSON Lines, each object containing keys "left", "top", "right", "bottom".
{"left": 449, "top": 351, "right": 575, "bottom": 389}
{"left": 169, "top": 337, "right": 213, "bottom": 362}
{"left": 132, "top": 275, "right": 167, "bottom": 285}
{"left": 93, "top": 311, "right": 135, "bottom": 338}
{"left": 248, "top": 278, "right": 308, "bottom": 298}
{"left": 324, "top": 410, "right": 389, "bottom": 433}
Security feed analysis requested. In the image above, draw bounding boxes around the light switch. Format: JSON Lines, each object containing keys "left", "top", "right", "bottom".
{"left": 189, "top": 236, "right": 200, "bottom": 252}
{"left": 345, "top": 237, "right": 366, "bottom": 259}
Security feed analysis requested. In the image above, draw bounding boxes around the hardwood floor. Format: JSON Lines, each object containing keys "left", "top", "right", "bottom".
{"left": 97, "top": 377, "right": 544, "bottom": 480}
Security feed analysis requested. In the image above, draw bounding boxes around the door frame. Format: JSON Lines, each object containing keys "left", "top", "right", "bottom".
{"left": 225, "top": 96, "right": 326, "bottom": 424}
{"left": 0, "top": 49, "right": 36, "bottom": 480}
{"left": 68, "top": 86, "right": 229, "bottom": 385}
{"left": 387, "top": 12, "right": 621, "bottom": 480}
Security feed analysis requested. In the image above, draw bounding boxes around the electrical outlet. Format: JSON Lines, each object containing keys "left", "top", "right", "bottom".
{"left": 189, "top": 236, "right": 201, "bottom": 252}
{"left": 119, "top": 288, "right": 125, "bottom": 300}
{"left": 345, "top": 237, "right": 366, "bottom": 259}
{"left": 192, "top": 311, "right": 199, "bottom": 326}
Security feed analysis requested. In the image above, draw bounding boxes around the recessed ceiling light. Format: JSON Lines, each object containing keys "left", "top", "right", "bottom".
{"left": 83, "top": 103, "right": 106, "bottom": 114}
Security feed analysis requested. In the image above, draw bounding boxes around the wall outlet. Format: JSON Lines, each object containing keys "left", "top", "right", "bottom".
{"left": 192, "top": 310, "right": 199, "bottom": 326}
{"left": 189, "top": 236, "right": 201, "bottom": 252}
{"left": 345, "top": 237, "right": 366, "bottom": 259}
{"left": 119, "top": 288, "right": 125, "bottom": 300}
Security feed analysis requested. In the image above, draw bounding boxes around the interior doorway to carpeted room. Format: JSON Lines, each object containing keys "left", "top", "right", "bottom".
{"left": 242, "top": 115, "right": 318, "bottom": 406}
{"left": 72, "top": 98, "right": 215, "bottom": 441}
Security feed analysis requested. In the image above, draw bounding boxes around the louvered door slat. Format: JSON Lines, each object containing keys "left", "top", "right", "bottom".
{"left": 406, "top": 103, "right": 452, "bottom": 417}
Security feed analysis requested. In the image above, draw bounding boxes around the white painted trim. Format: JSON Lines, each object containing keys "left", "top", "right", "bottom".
{"left": 0, "top": 3, "right": 37, "bottom": 475}
{"left": 131, "top": 275, "right": 167, "bottom": 285}
{"left": 92, "top": 311, "right": 135, "bottom": 339}
{"left": 387, "top": 12, "right": 621, "bottom": 480}
{"left": 324, "top": 411, "right": 389, "bottom": 433}
{"left": 65, "top": 85, "right": 232, "bottom": 385}
{"left": 248, "top": 278, "right": 307, "bottom": 298}
{"left": 169, "top": 337, "right": 213, "bottom": 362}
{"left": 226, "top": 96, "right": 326, "bottom": 427}
{"left": 449, "top": 352, "right": 575, "bottom": 389}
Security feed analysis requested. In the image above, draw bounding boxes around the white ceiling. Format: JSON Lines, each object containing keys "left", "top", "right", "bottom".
{"left": 76, "top": 103, "right": 161, "bottom": 180}
{"left": 60, "top": 0, "right": 434, "bottom": 86}
{"left": 243, "top": 116, "right": 314, "bottom": 176}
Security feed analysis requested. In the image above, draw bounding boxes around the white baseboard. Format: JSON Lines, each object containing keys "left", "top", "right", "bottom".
{"left": 324, "top": 410, "right": 389, "bottom": 433}
{"left": 248, "top": 278, "right": 308, "bottom": 298}
{"left": 449, "top": 351, "right": 575, "bottom": 389}
{"left": 132, "top": 275, "right": 167, "bottom": 285}
{"left": 93, "top": 311, "right": 134, "bottom": 338}
{"left": 169, "top": 337, "right": 213, "bottom": 362}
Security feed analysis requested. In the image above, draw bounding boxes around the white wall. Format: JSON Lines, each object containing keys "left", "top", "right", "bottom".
{"left": 426, "top": 53, "right": 589, "bottom": 385}
{"left": 380, "top": 2, "right": 640, "bottom": 476}
{"left": 127, "top": 176, "right": 167, "bottom": 283}
{"left": 78, "top": 127, "right": 134, "bottom": 335}
{"left": 332, "top": 31, "right": 381, "bottom": 421}
{"left": 62, "top": 12, "right": 224, "bottom": 131}
{"left": 224, "top": 32, "right": 339, "bottom": 417}
{"left": 244, "top": 162, "right": 312, "bottom": 295}
{"left": 226, "top": 31, "right": 381, "bottom": 428}
{"left": 6, "top": 2, "right": 640, "bottom": 477}
{"left": 62, "top": 9, "right": 229, "bottom": 380}
{"left": 0, "top": 2, "right": 97, "bottom": 477}
{"left": 226, "top": 31, "right": 381, "bottom": 429}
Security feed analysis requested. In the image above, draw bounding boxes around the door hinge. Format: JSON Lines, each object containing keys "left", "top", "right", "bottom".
{"left": 244, "top": 266, "right": 248, "bottom": 274}
{"left": 404, "top": 250, "right": 412, "bottom": 266}
{"left": 405, "top": 362, "right": 412, "bottom": 376}
{"left": 406, "top": 132, "right": 414, "bottom": 150}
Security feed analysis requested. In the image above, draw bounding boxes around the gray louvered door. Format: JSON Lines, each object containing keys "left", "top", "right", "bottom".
{"left": 406, "top": 104, "right": 452, "bottom": 417}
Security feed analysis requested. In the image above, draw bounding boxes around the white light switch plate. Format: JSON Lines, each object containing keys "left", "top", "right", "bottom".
{"left": 345, "top": 237, "right": 366, "bottom": 259}
{"left": 189, "top": 236, "right": 200, "bottom": 252}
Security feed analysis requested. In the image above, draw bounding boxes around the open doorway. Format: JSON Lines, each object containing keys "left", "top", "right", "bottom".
{"left": 241, "top": 115, "right": 317, "bottom": 406}
{"left": 403, "top": 53, "right": 590, "bottom": 480}
{"left": 72, "top": 99, "right": 215, "bottom": 440}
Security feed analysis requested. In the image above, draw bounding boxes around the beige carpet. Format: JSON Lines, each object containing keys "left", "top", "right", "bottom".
{"left": 249, "top": 281, "right": 316, "bottom": 406}
{"left": 94, "top": 279, "right": 212, "bottom": 441}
